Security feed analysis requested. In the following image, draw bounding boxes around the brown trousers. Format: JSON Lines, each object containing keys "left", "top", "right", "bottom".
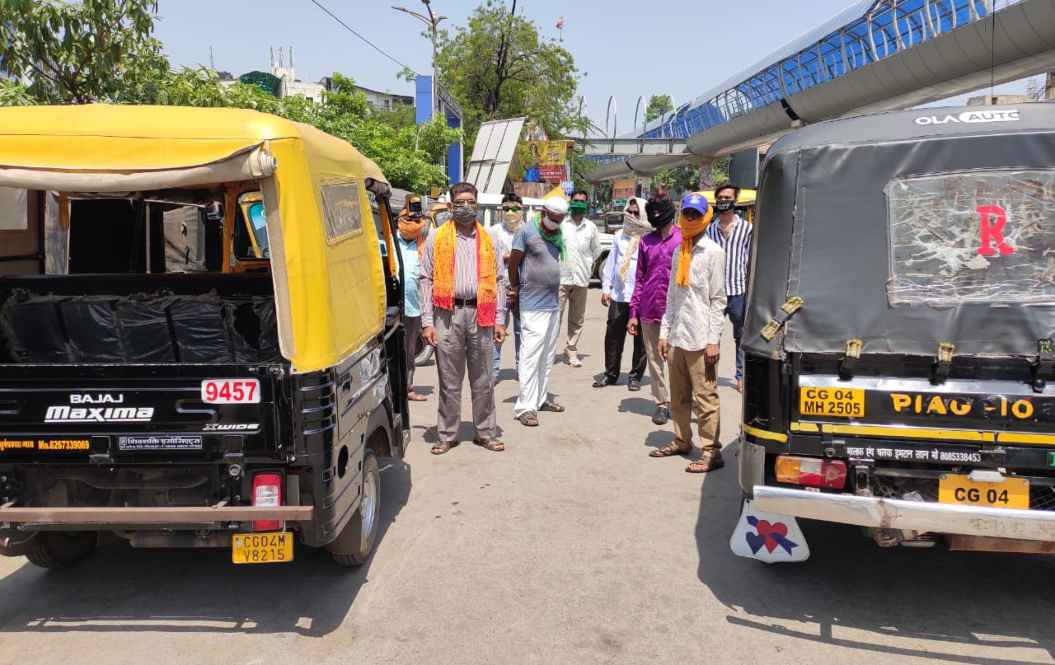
{"left": 668, "top": 346, "right": 721, "bottom": 452}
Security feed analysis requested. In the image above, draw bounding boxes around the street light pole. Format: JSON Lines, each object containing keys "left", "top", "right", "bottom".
{"left": 393, "top": 1, "right": 446, "bottom": 109}
{"left": 393, "top": 1, "right": 447, "bottom": 166}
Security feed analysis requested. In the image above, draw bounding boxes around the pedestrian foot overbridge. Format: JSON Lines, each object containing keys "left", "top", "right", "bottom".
{"left": 584, "top": 0, "right": 1055, "bottom": 180}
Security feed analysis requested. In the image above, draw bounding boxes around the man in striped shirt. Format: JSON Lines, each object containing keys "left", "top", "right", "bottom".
{"left": 705, "top": 182, "right": 752, "bottom": 393}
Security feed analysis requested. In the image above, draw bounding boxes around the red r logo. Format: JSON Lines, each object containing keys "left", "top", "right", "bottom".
{"left": 977, "top": 205, "right": 1015, "bottom": 257}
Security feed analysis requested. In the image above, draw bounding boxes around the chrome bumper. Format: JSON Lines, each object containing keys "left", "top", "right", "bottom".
{"left": 0, "top": 504, "right": 314, "bottom": 526}
{"left": 753, "top": 486, "right": 1055, "bottom": 542}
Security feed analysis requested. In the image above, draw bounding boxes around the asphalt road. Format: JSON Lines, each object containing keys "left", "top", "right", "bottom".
{"left": 0, "top": 289, "right": 1054, "bottom": 665}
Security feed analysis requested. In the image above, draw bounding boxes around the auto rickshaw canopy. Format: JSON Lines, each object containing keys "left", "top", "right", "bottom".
{"left": 0, "top": 105, "right": 391, "bottom": 373}
{"left": 745, "top": 103, "right": 1055, "bottom": 360}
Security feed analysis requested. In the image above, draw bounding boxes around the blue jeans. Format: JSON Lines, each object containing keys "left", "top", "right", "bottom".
{"left": 726, "top": 294, "right": 746, "bottom": 381}
{"left": 492, "top": 310, "right": 522, "bottom": 382}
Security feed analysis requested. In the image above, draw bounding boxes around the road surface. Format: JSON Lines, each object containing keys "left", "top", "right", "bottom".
{"left": 0, "top": 290, "right": 1052, "bottom": 665}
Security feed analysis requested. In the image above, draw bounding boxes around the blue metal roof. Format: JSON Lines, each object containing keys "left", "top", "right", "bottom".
{"left": 641, "top": 0, "right": 995, "bottom": 140}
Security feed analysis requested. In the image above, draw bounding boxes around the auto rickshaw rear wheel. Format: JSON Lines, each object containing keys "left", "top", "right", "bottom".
{"left": 24, "top": 531, "right": 98, "bottom": 569}
{"left": 329, "top": 450, "right": 382, "bottom": 567}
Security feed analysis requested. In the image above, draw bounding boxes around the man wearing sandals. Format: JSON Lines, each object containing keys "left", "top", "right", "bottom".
{"left": 650, "top": 193, "right": 727, "bottom": 473}
{"left": 509, "top": 196, "right": 568, "bottom": 427}
{"left": 420, "top": 182, "right": 508, "bottom": 454}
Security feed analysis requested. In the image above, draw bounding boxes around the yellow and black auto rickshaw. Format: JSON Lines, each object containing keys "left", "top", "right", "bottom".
{"left": 0, "top": 105, "right": 409, "bottom": 568}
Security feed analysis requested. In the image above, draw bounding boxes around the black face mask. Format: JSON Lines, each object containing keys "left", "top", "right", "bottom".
{"left": 645, "top": 198, "right": 676, "bottom": 229}
{"left": 715, "top": 199, "right": 736, "bottom": 213}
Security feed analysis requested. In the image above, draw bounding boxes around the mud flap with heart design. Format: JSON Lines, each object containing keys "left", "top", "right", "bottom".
{"left": 729, "top": 499, "right": 810, "bottom": 563}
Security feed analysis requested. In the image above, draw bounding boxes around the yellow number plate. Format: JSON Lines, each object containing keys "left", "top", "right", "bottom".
{"left": 938, "top": 475, "right": 1029, "bottom": 510}
{"left": 232, "top": 532, "right": 294, "bottom": 564}
{"left": 799, "top": 387, "right": 865, "bottom": 418}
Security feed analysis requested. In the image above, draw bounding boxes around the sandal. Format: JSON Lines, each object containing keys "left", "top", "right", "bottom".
{"left": 539, "top": 401, "right": 565, "bottom": 413}
{"left": 431, "top": 442, "right": 458, "bottom": 455}
{"left": 686, "top": 454, "right": 725, "bottom": 473}
{"left": 517, "top": 412, "right": 539, "bottom": 427}
{"left": 408, "top": 391, "right": 428, "bottom": 402}
{"left": 474, "top": 438, "right": 506, "bottom": 452}
{"left": 649, "top": 443, "right": 690, "bottom": 458}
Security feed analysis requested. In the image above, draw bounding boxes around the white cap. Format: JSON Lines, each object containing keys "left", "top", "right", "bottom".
{"left": 543, "top": 196, "right": 569, "bottom": 215}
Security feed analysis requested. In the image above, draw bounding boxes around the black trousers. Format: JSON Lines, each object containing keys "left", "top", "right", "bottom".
{"left": 604, "top": 300, "right": 646, "bottom": 383}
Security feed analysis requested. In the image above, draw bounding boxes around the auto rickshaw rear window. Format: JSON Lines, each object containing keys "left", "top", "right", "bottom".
{"left": 886, "top": 169, "right": 1055, "bottom": 306}
{"left": 320, "top": 180, "right": 364, "bottom": 242}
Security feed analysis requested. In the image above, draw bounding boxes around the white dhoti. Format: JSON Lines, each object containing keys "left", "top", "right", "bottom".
{"left": 514, "top": 309, "right": 560, "bottom": 417}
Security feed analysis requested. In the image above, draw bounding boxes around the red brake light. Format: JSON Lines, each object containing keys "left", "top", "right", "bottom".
{"left": 252, "top": 472, "right": 283, "bottom": 531}
{"left": 775, "top": 456, "right": 847, "bottom": 490}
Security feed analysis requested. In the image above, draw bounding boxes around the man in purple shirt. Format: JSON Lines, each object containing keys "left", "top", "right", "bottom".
{"left": 628, "top": 195, "right": 682, "bottom": 425}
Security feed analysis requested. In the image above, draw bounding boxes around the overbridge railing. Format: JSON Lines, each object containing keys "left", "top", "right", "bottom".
{"left": 643, "top": 0, "right": 995, "bottom": 139}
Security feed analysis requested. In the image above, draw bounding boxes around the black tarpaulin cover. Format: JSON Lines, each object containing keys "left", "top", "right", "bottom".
{"left": 745, "top": 104, "right": 1055, "bottom": 360}
{"left": 0, "top": 289, "right": 280, "bottom": 364}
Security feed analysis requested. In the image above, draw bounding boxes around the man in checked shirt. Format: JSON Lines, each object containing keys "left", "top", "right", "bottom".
{"left": 705, "top": 182, "right": 752, "bottom": 393}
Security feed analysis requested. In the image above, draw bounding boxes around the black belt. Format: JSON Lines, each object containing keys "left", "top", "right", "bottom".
{"left": 454, "top": 298, "right": 477, "bottom": 308}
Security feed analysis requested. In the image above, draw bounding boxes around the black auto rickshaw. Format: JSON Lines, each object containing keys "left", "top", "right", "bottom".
{"left": 733, "top": 103, "right": 1055, "bottom": 562}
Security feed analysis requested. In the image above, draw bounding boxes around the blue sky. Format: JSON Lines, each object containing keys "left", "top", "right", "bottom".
{"left": 155, "top": 0, "right": 1037, "bottom": 132}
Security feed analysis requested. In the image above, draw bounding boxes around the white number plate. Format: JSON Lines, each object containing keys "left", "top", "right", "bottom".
{"left": 201, "top": 379, "right": 260, "bottom": 404}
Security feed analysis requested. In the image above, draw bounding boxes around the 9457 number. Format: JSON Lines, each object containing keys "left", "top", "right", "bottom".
{"left": 201, "top": 379, "right": 260, "bottom": 404}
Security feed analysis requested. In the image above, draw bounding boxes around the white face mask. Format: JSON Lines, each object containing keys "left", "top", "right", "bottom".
{"left": 503, "top": 211, "right": 522, "bottom": 230}
{"left": 541, "top": 216, "right": 561, "bottom": 231}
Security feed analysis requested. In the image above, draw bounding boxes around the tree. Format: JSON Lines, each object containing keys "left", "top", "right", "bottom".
{"left": 0, "top": 0, "right": 162, "bottom": 104}
{"left": 645, "top": 94, "right": 673, "bottom": 123}
{"left": 0, "top": 80, "right": 36, "bottom": 107}
{"left": 434, "top": 0, "right": 587, "bottom": 154}
{"left": 654, "top": 165, "right": 699, "bottom": 198}
{"left": 146, "top": 70, "right": 458, "bottom": 193}
{"left": 654, "top": 157, "right": 730, "bottom": 198}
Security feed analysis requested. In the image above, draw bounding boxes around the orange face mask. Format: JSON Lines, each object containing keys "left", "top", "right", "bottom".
{"left": 398, "top": 216, "right": 427, "bottom": 246}
{"left": 675, "top": 207, "right": 714, "bottom": 287}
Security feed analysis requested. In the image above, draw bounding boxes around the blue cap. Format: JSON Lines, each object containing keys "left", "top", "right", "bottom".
{"left": 681, "top": 193, "right": 709, "bottom": 215}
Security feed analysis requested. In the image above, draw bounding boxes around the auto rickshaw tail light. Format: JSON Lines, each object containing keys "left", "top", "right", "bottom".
{"left": 775, "top": 455, "right": 847, "bottom": 489}
{"left": 252, "top": 472, "right": 283, "bottom": 531}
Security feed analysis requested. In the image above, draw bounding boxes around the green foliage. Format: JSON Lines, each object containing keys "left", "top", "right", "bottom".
{"left": 373, "top": 103, "right": 416, "bottom": 131}
{"left": 434, "top": 0, "right": 587, "bottom": 155}
{"left": 654, "top": 165, "right": 700, "bottom": 198}
{"left": 645, "top": 94, "right": 673, "bottom": 123}
{"left": 654, "top": 157, "right": 732, "bottom": 198}
{"left": 0, "top": 0, "right": 162, "bottom": 103}
{"left": 710, "top": 157, "right": 730, "bottom": 186}
{"left": 145, "top": 70, "right": 457, "bottom": 193}
{"left": 0, "top": 79, "right": 36, "bottom": 106}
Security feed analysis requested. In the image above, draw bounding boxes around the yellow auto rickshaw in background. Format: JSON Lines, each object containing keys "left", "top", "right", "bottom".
{"left": 696, "top": 188, "right": 757, "bottom": 223}
{"left": 0, "top": 104, "right": 408, "bottom": 569}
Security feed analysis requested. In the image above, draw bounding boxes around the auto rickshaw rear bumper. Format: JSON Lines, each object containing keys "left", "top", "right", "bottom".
{"left": 752, "top": 486, "right": 1055, "bottom": 542}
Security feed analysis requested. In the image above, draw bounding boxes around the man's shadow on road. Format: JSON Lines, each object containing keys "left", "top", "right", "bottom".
{"left": 695, "top": 439, "right": 1055, "bottom": 664}
{"left": 0, "top": 460, "right": 414, "bottom": 638}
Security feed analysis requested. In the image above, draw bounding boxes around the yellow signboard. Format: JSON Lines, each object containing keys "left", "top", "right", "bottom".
{"left": 529, "top": 140, "right": 572, "bottom": 167}
{"left": 613, "top": 178, "right": 637, "bottom": 200}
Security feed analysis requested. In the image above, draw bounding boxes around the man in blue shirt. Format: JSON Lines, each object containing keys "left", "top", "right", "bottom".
{"left": 396, "top": 195, "right": 429, "bottom": 402}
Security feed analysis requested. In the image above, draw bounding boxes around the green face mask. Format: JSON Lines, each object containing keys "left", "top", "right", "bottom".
{"left": 569, "top": 201, "right": 588, "bottom": 216}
